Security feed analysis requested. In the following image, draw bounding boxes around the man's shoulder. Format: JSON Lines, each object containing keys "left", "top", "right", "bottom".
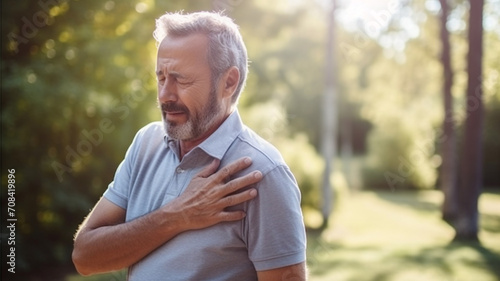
{"left": 136, "top": 121, "right": 164, "bottom": 137}
{"left": 129, "top": 121, "right": 165, "bottom": 151}
{"left": 232, "top": 126, "right": 286, "bottom": 168}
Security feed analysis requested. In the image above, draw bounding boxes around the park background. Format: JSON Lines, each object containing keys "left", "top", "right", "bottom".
{"left": 1, "top": 0, "right": 499, "bottom": 280}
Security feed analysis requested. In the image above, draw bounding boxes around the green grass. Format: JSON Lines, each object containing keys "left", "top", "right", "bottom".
{"left": 306, "top": 190, "right": 500, "bottom": 281}
{"left": 65, "top": 190, "right": 500, "bottom": 281}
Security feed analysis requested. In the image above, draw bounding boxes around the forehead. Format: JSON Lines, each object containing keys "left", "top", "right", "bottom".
{"left": 156, "top": 33, "right": 210, "bottom": 72}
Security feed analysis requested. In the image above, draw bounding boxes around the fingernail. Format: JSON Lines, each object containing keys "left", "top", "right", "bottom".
{"left": 244, "top": 157, "right": 252, "bottom": 164}
{"left": 254, "top": 171, "right": 262, "bottom": 179}
{"left": 250, "top": 189, "right": 257, "bottom": 197}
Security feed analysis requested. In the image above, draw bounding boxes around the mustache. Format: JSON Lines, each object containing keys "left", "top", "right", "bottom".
{"left": 160, "top": 102, "right": 189, "bottom": 113}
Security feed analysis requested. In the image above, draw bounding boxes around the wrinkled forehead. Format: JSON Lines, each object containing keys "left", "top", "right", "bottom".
{"left": 158, "top": 33, "right": 208, "bottom": 54}
{"left": 157, "top": 33, "right": 209, "bottom": 62}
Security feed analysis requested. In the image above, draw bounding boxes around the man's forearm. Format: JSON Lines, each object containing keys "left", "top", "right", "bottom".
{"left": 72, "top": 206, "right": 187, "bottom": 275}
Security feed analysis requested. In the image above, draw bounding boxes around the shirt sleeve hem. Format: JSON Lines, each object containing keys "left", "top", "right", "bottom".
{"left": 103, "top": 185, "right": 128, "bottom": 209}
{"left": 252, "top": 250, "right": 306, "bottom": 271}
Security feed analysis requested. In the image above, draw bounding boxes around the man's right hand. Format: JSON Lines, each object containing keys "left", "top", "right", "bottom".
{"left": 163, "top": 156, "right": 262, "bottom": 231}
{"left": 73, "top": 157, "right": 261, "bottom": 276}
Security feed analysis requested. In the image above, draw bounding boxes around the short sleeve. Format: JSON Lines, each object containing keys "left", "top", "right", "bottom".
{"left": 103, "top": 127, "right": 144, "bottom": 209}
{"left": 245, "top": 165, "right": 307, "bottom": 271}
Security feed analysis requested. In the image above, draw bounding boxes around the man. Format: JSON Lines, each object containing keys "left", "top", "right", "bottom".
{"left": 72, "top": 11, "right": 306, "bottom": 280}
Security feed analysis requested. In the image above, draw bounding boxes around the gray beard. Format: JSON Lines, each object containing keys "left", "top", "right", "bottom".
{"left": 162, "top": 89, "right": 221, "bottom": 141}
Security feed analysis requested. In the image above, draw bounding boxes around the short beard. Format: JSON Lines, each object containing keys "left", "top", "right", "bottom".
{"left": 160, "top": 87, "right": 222, "bottom": 141}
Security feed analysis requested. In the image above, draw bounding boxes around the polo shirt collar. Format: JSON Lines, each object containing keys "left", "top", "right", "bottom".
{"left": 198, "top": 110, "right": 243, "bottom": 160}
{"left": 163, "top": 110, "right": 243, "bottom": 160}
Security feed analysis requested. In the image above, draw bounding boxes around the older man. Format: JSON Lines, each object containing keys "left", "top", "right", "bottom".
{"left": 72, "top": 11, "right": 306, "bottom": 280}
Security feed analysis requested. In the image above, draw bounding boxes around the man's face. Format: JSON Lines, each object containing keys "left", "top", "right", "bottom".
{"left": 156, "top": 33, "right": 223, "bottom": 141}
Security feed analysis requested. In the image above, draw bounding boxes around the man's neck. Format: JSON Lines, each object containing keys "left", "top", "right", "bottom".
{"left": 178, "top": 112, "right": 232, "bottom": 160}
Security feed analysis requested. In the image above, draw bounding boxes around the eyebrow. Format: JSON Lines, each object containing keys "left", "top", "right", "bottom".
{"left": 155, "top": 69, "right": 185, "bottom": 79}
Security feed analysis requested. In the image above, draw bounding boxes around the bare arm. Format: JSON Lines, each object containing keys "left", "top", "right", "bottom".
{"left": 72, "top": 157, "right": 262, "bottom": 276}
{"left": 257, "top": 262, "right": 307, "bottom": 281}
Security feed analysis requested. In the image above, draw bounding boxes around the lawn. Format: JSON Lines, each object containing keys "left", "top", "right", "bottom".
{"left": 306, "top": 190, "right": 500, "bottom": 281}
{"left": 62, "top": 190, "right": 500, "bottom": 281}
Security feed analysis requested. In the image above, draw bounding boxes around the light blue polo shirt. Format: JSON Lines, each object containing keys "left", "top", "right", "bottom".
{"left": 104, "top": 110, "right": 306, "bottom": 281}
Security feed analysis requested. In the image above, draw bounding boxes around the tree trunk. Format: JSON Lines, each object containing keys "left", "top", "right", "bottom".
{"left": 455, "top": 0, "right": 484, "bottom": 242}
{"left": 320, "top": 0, "right": 338, "bottom": 229}
{"left": 341, "top": 117, "right": 353, "bottom": 190}
{"left": 438, "top": 0, "right": 459, "bottom": 226}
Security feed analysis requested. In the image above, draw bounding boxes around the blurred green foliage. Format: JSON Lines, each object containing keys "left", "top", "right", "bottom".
{"left": 1, "top": 0, "right": 499, "bottom": 274}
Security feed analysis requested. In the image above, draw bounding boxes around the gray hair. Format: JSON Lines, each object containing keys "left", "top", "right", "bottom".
{"left": 153, "top": 11, "right": 248, "bottom": 104}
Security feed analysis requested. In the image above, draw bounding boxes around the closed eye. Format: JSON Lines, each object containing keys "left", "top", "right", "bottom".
{"left": 177, "top": 79, "right": 194, "bottom": 86}
{"left": 155, "top": 70, "right": 193, "bottom": 87}
{"left": 156, "top": 70, "right": 166, "bottom": 84}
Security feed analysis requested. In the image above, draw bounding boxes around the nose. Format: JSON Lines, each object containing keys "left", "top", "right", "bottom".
{"left": 158, "top": 78, "right": 177, "bottom": 103}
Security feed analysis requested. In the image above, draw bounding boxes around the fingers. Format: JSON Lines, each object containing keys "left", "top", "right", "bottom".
{"left": 219, "top": 187, "right": 258, "bottom": 209}
{"left": 211, "top": 157, "right": 253, "bottom": 183}
{"left": 223, "top": 171, "right": 262, "bottom": 195}
{"left": 185, "top": 157, "right": 262, "bottom": 227}
{"left": 218, "top": 210, "right": 247, "bottom": 222}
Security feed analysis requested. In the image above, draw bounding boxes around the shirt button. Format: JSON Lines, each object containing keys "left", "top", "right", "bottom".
{"left": 176, "top": 167, "right": 185, "bottom": 173}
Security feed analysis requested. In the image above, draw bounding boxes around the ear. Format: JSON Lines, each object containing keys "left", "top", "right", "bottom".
{"left": 220, "top": 66, "right": 240, "bottom": 99}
